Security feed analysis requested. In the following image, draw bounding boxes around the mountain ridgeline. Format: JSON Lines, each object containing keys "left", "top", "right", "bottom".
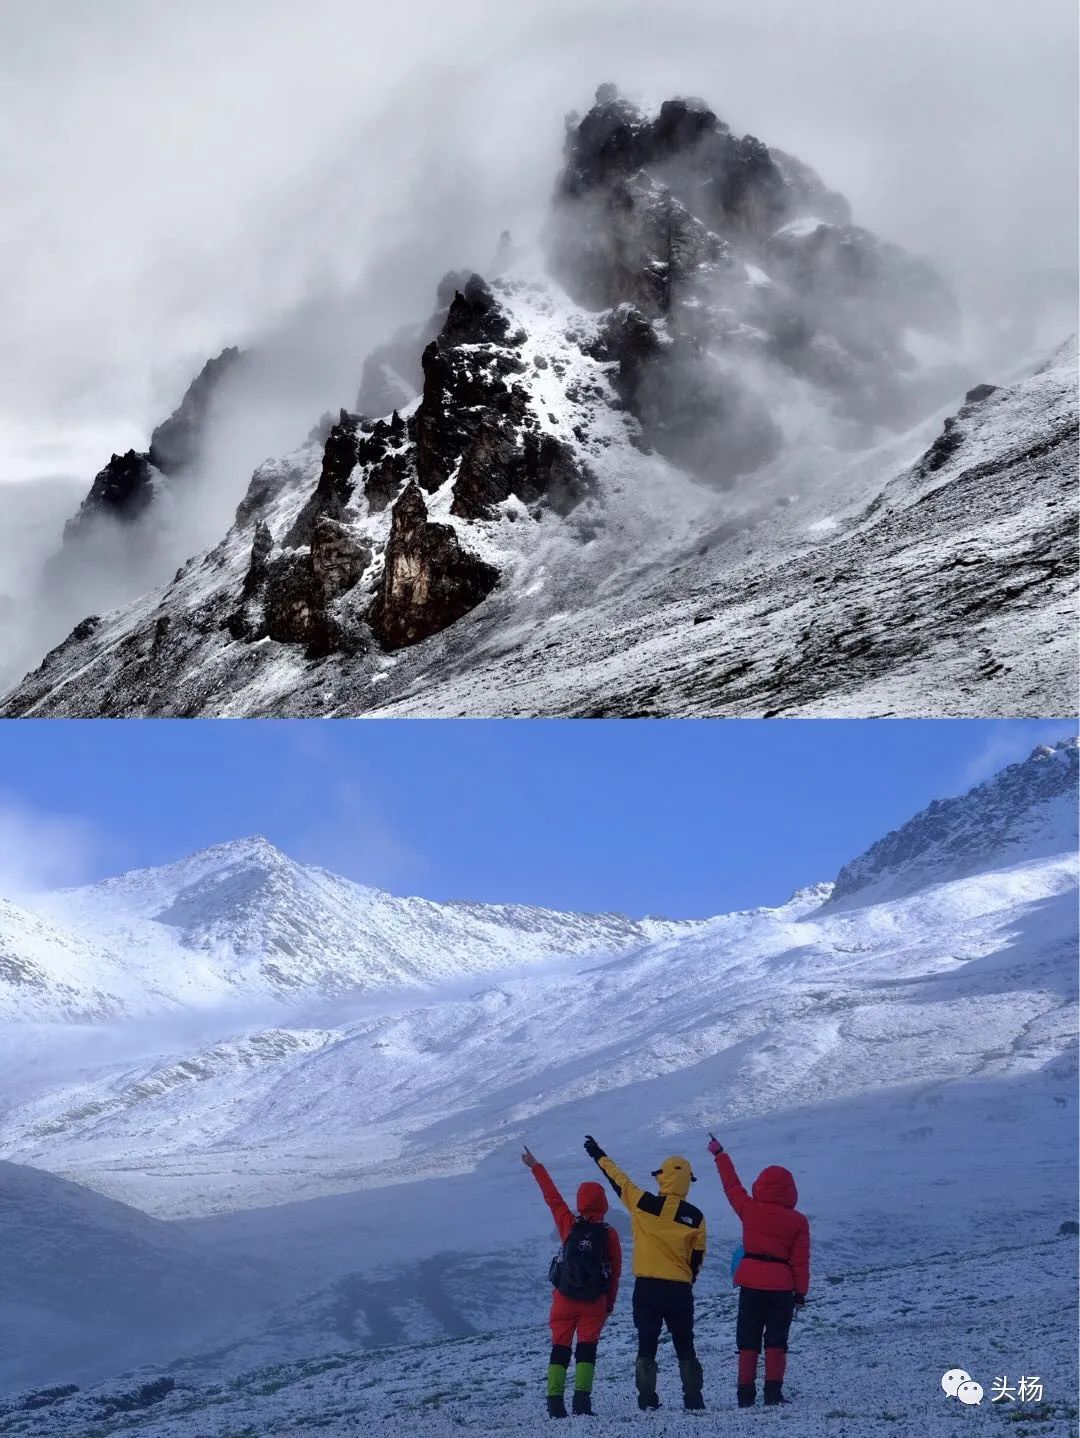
{"left": 2, "top": 740, "right": 1075, "bottom": 1026}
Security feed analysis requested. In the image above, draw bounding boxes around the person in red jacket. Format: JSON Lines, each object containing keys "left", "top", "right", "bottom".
{"left": 707, "top": 1136, "right": 810, "bottom": 1408}
{"left": 522, "top": 1145, "right": 622, "bottom": 1418}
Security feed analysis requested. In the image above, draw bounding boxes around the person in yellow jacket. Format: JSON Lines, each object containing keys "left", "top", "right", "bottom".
{"left": 584, "top": 1134, "right": 706, "bottom": 1411}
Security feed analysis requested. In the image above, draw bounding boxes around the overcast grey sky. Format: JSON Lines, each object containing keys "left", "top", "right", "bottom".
{"left": 0, "top": 0, "right": 1075, "bottom": 485}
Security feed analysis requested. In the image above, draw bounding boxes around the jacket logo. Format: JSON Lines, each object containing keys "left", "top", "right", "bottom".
{"left": 678, "top": 1214, "right": 695, "bottom": 1225}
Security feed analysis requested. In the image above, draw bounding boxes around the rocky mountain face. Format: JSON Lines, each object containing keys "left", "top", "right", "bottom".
{"left": 3, "top": 87, "right": 1074, "bottom": 718}
{"left": 828, "top": 738, "right": 1079, "bottom": 906}
{"left": 61, "top": 347, "right": 245, "bottom": 544}
{"left": 550, "top": 89, "right": 959, "bottom": 462}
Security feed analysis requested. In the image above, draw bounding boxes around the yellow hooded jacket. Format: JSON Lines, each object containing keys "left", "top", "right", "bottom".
{"left": 596, "top": 1153, "right": 706, "bottom": 1284}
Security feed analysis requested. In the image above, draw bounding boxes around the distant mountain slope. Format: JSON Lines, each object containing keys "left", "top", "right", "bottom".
{"left": 0, "top": 898, "right": 128, "bottom": 1022}
{"left": 20, "top": 836, "right": 695, "bottom": 1020}
{"left": 829, "top": 738, "right": 1079, "bottom": 905}
{"left": 8, "top": 842, "right": 1075, "bottom": 1218}
{"left": 0, "top": 1162, "right": 272, "bottom": 1391}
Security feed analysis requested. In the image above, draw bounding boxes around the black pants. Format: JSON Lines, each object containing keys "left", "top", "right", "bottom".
{"left": 632, "top": 1277, "right": 697, "bottom": 1361}
{"left": 736, "top": 1287, "right": 795, "bottom": 1353}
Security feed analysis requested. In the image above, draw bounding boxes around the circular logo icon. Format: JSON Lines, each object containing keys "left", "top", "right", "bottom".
{"left": 941, "top": 1369, "right": 971, "bottom": 1396}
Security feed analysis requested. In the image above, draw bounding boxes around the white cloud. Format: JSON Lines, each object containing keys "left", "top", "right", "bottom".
{"left": 0, "top": 797, "right": 103, "bottom": 897}
{"left": 954, "top": 723, "right": 1077, "bottom": 794}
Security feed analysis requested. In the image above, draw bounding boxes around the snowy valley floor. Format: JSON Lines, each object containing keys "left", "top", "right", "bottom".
{"left": 3, "top": 1237, "right": 1076, "bottom": 1438}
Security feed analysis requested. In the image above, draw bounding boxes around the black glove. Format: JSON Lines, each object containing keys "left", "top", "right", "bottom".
{"left": 583, "top": 1135, "right": 604, "bottom": 1161}
{"left": 793, "top": 1293, "right": 806, "bottom": 1307}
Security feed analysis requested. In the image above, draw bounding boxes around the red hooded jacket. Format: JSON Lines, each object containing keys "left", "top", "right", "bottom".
{"left": 715, "top": 1153, "right": 810, "bottom": 1297}
{"left": 532, "top": 1164, "right": 622, "bottom": 1314}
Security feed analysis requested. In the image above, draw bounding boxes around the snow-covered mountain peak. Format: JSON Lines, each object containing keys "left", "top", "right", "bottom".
{"left": 15, "top": 843, "right": 702, "bottom": 1022}
{"left": 8, "top": 88, "right": 1071, "bottom": 720}
{"left": 828, "top": 737, "right": 1079, "bottom": 907}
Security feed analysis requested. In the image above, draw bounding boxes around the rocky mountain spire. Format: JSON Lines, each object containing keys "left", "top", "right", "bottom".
{"left": 828, "top": 738, "right": 1079, "bottom": 906}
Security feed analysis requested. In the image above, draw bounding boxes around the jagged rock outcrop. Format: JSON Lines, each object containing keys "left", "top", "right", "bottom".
{"left": 65, "top": 450, "right": 158, "bottom": 537}
{"left": 550, "top": 85, "right": 962, "bottom": 441}
{"left": 222, "top": 272, "right": 590, "bottom": 659}
{"left": 354, "top": 270, "right": 471, "bottom": 415}
{"left": 147, "top": 346, "right": 244, "bottom": 474}
{"left": 369, "top": 483, "right": 499, "bottom": 650}
{"left": 62, "top": 347, "right": 245, "bottom": 545}
{"left": 5, "top": 86, "right": 1071, "bottom": 719}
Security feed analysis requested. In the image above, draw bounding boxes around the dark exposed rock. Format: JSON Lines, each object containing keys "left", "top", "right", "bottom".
{"left": 365, "top": 451, "right": 409, "bottom": 514}
{"left": 965, "top": 383, "right": 999, "bottom": 406}
{"left": 241, "top": 521, "right": 273, "bottom": 598}
{"left": 64, "top": 450, "right": 156, "bottom": 539}
{"left": 59, "top": 347, "right": 244, "bottom": 551}
{"left": 920, "top": 416, "right": 967, "bottom": 474}
{"left": 369, "top": 483, "right": 499, "bottom": 650}
{"left": 449, "top": 422, "right": 590, "bottom": 520}
{"left": 231, "top": 512, "right": 369, "bottom": 657}
{"left": 551, "top": 88, "right": 960, "bottom": 436}
{"left": 95, "top": 1377, "right": 175, "bottom": 1414}
{"left": 602, "top": 306, "right": 781, "bottom": 485}
{"left": 12, "top": 1386, "right": 80, "bottom": 1412}
{"left": 414, "top": 280, "right": 527, "bottom": 494}
{"left": 148, "top": 347, "right": 244, "bottom": 474}
{"left": 441, "top": 275, "right": 512, "bottom": 347}
{"left": 310, "top": 516, "right": 371, "bottom": 599}
{"left": 260, "top": 552, "right": 331, "bottom": 653}
{"left": 70, "top": 615, "right": 102, "bottom": 642}
{"left": 285, "top": 411, "right": 365, "bottom": 546}
{"left": 552, "top": 173, "right": 730, "bottom": 316}
{"left": 450, "top": 421, "right": 521, "bottom": 519}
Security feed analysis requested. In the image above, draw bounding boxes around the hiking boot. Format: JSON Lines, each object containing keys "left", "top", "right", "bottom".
{"left": 571, "top": 1391, "right": 594, "bottom": 1416}
{"left": 737, "top": 1383, "right": 757, "bottom": 1408}
{"left": 679, "top": 1356, "right": 705, "bottom": 1411}
{"left": 763, "top": 1381, "right": 790, "bottom": 1406}
{"left": 547, "top": 1395, "right": 568, "bottom": 1418}
{"left": 635, "top": 1356, "right": 660, "bottom": 1410}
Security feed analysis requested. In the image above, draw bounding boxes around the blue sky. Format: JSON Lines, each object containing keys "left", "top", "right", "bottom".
{"left": 0, "top": 719, "right": 1071, "bottom": 915}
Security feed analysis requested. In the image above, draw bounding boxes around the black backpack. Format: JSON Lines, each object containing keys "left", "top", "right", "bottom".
{"left": 548, "top": 1219, "right": 611, "bottom": 1302}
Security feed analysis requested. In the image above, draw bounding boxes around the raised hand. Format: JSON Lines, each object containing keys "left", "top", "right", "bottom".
{"left": 707, "top": 1134, "right": 724, "bottom": 1156}
{"left": 583, "top": 1134, "right": 603, "bottom": 1160}
{"left": 521, "top": 1146, "right": 538, "bottom": 1169}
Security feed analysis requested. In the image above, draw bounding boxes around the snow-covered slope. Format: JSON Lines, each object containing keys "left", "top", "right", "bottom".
{"left": 0, "top": 1162, "right": 277, "bottom": 1392}
{"left": 5, "top": 89, "right": 1073, "bottom": 718}
{"left": 4, "top": 742, "right": 1075, "bottom": 1221}
{"left": 9, "top": 847, "right": 1074, "bottom": 1219}
{"left": 6, "top": 1213, "right": 1077, "bottom": 1437}
{"left": 0, "top": 745, "right": 1075, "bottom": 1414}
{"left": 11, "top": 836, "right": 695, "bottom": 1021}
{"left": 0, "top": 899, "right": 130, "bottom": 1022}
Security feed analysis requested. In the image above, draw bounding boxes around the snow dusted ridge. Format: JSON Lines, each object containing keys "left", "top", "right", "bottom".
{"left": 829, "top": 737, "right": 1080, "bottom": 905}
{"left": 0, "top": 744, "right": 1076, "bottom": 1422}
{"left": 7, "top": 835, "right": 698, "bottom": 1023}
{"left": 4, "top": 88, "right": 1075, "bottom": 718}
